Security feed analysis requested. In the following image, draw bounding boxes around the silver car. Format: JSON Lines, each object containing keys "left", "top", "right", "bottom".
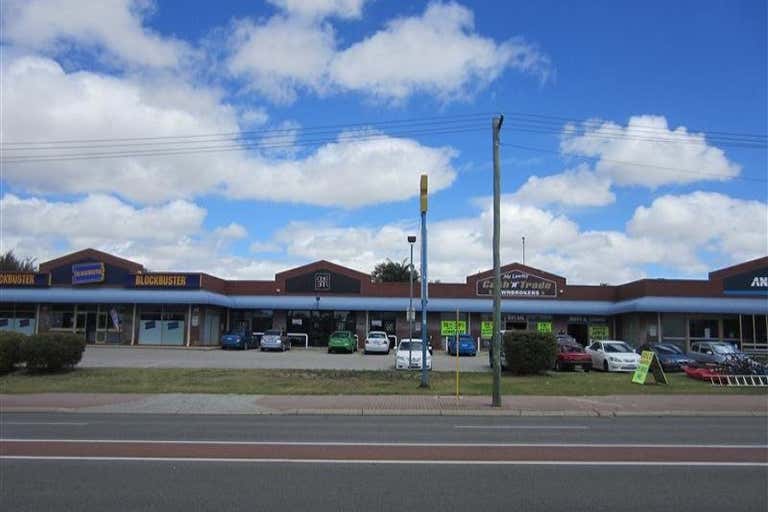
{"left": 260, "top": 329, "right": 290, "bottom": 352}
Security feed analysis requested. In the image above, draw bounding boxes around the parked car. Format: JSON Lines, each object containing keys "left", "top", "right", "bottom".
{"left": 395, "top": 339, "right": 432, "bottom": 370}
{"left": 364, "top": 331, "right": 390, "bottom": 354}
{"left": 635, "top": 343, "right": 694, "bottom": 372}
{"left": 446, "top": 334, "right": 477, "bottom": 356}
{"left": 220, "top": 330, "right": 255, "bottom": 350}
{"left": 586, "top": 340, "right": 641, "bottom": 372}
{"left": 555, "top": 342, "right": 592, "bottom": 371}
{"left": 687, "top": 341, "right": 745, "bottom": 365}
{"left": 328, "top": 330, "right": 357, "bottom": 353}
{"left": 260, "top": 328, "right": 290, "bottom": 352}
{"left": 556, "top": 334, "right": 577, "bottom": 345}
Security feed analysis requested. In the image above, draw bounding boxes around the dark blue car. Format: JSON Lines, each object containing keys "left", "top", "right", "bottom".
{"left": 220, "top": 330, "right": 255, "bottom": 350}
{"left": 447, "top": 334, "right": 477, "bottom": 356}
{"left": 636, "top": 343, "right": 694, "bottom": 372}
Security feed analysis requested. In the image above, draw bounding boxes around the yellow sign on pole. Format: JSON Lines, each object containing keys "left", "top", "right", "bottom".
{"left": 420, "top": 174, "right": 428, "bottom": 213}
{"left": 481, "top": 321, "right": 493, "bottom": 339}
{"left": 441, "top": 320, "right": 467, "bottom": 336}
{"left": 632, "top": 350, "right": 668, "bottom": 385}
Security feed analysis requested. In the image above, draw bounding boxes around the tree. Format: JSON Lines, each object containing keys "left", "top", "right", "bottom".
{"left": 0, "top": 250, "right": 36, "bottom": 272}
{"left": 372, "top": 258, "right": 419, "bottom": 283}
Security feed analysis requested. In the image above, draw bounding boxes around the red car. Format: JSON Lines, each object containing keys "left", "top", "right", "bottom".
{"left": 555, "top": 342, "right": 592, "bottom": 372}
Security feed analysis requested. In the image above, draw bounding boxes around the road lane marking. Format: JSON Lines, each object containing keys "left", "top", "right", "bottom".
{"left": 454, "top": 425, "right": 588, "bottom": 430}
{"left": 2, "top": 422, "right": 88, "bottom": 426}
{"left": 2, "top": 439, "right": 766, "bottom": 448}
{"left": 2, "top": 456, "right": 766, "bottom": 467}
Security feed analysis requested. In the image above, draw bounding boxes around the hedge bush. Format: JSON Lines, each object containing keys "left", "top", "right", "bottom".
{"left": 502, "top": 331, "right": 557, "bottom": 375}
{"left": 20, "top": 332, "right": 86, "bottom": 372}
{"left": 0, "top": 331, "right": 27, "bottom": 373}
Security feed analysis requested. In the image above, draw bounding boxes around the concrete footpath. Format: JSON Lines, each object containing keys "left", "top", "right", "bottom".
{"left": 1, "top": 393, "right": 766, "bottom": 416}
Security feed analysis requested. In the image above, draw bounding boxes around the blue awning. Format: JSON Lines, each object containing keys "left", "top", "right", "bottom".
{"left": 1, "top": 288, "right": 766, "bottom": 315}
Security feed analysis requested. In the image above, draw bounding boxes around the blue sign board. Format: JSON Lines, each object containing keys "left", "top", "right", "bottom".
{"left": 72, "top": 262, "right": 105, "bottom": 285}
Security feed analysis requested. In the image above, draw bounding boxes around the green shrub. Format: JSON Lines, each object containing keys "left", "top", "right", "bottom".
{"left": 502, "top": 331, "right": 557, "bottom": 375}
{"left": 0, "top": 331, "right": 26, "bottom": 373}
{"left": 20, "top": 333, "right": 86, "bottom": 372}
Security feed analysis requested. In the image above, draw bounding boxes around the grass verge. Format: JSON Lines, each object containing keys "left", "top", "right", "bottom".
{"left": 1, "top": 368, "right": 767, "bottom": 395}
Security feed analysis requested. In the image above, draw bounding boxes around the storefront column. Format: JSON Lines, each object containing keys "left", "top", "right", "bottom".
{"left": 34, "top": 304, "right": 40, "bottom": 334}
{"left": 657, "top": 312, "right": 662, "bottom": 343}
{"left": 739, "top": 314, "right": 743, "bottom": 348}
{"left": 226, "top": 309, "right": 230, "bottom": 332}
{"left": 72, "top": 304, "right": 78, "bottom": 334}
{"left": 186, "top": 304, "right": 192, "bottom": 347}
{"left": 718, "top": 318, "right": 724, "bottom": 342}
{"left": 684, "top": 314, "right": 691, "bottom": 351}
{"left": 130, "top": 304, "right": 137, "bottom": 345}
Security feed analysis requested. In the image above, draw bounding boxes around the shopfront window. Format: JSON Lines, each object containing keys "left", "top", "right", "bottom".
{"left": 369, "top": 311, "right": 397, "bottom": 336}
{"left": 689, "top": 318, "right": 719, "bottom": 340}
{"left": 50, "top": 305, "right": 75, "bottom": 329}
{"left": 0, "top": 303, "right": 36, "bottom": 335}
{"left": 138, "top": 305, "right": 186, "bottom": 346}
{"left": 722, "top": 317, "right": 740, "bottom": 343}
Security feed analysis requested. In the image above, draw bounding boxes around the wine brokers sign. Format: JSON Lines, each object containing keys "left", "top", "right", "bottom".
{"left": 723, "top": 267, "right": 768, "bottom": 296}
{"left": 476, "top": 270, "right": 557, "bottom": 298}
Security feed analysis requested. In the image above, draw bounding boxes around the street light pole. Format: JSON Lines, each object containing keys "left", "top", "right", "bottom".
{"left": 419, "top": 174, "right": 429, "bottom": 388}
{"left": 408, "top": 235, "right": 416, "bottom": 364}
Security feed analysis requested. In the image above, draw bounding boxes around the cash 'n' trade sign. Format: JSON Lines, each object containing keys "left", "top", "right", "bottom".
{"left": 476, "top": 270, "right": 557, "bottom": 298}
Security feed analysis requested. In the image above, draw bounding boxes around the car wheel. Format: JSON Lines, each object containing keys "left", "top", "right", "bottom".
{"left": 603, "top": 360, "right": 609, "bottom": 372}
{"left": 583, "top": 365, "right": 591, "bottom": 373}
{"left": 328, "top": 348, "right": 332, "bottom": 354}
{"left": 260, "top": 347, "right": 265, "bottom": 352}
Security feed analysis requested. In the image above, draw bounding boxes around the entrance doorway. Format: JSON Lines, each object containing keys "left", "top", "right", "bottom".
{"left": 567, "top": 324, "right": 589, "bottom": 346}
{"left": 76, "top": 310, "right": 97, "bottom": 344}
{"left": 505, "top": 321, "right": 527, "bottom": 331}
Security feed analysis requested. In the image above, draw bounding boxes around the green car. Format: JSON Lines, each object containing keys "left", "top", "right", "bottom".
{"left": 328, "top": 330, "right": 357, "bottom": 353}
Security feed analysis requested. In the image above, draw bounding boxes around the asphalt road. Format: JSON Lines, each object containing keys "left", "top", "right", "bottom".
{"left": 2, "top": 414, "right": 766, "bottom": 511}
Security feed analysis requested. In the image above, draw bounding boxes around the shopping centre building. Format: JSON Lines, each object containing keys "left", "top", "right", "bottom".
{"left": 1, "top": 248, "right": 766, "bottom": 352}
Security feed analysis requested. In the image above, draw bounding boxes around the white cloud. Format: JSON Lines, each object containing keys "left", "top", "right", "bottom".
{"left": 512, "top": 164, "right": 615, "bottom": 207}
{"left": 1, "top": 54, "right": 458, "bottom": 207}
{"left": 214, "top": 223, "right": 248, "bottom": 240}
{"left": 227, "top": 2, "right": 552, "bottom": 104}
{"left": 1, "top": 0, "right": 186, "bottom": 68}
{"left": 561, "top": 115, "right": 741, "bottom": 187}
{"left": 330, "top": 2, "right": 552, "bottom": 102}
{"left": 227, "top": 16, "right": 336, "bottom": 103}
{"left": 267, "top": 0, "right": 367, "bottom": 20}
{"left": 251, "top": 192, "right": 767, "bottom": 284}
{"left": 238, "top": 107, "right": 269, "bottom": 127}
{"left": 628, "top": 192, "right": 768, "bottom": 262}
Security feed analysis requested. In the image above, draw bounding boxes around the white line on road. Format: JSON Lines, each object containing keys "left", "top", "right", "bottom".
{"left": 2, "top": 456, "right": 766, "bottom": 467}
{"left": 2, "top": 422, "right": 89, "bottom": 426}
{"left": 454, "top": 425, "right": 589, "bottom": 430}
{"left": 2, "top": 438, "right": 766, "bottom": 449}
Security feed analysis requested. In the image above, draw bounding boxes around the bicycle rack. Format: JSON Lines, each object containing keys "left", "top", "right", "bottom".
{"left": 709, "top": 374, "right": 768, "bottom": 387}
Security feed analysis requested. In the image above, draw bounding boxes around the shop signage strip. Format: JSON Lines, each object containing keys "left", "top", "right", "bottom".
{"left": 476, "top": 270, "right": 557, "bottom": 298}
{"left": 72, "top": 262, "right": 105, "bottom": 285}
{"left": 723, "top": 267, "right": 768, "bottom": 296}
{"left": 0, "top": 272, "right": 50, "bottom": 288}
{"left": 127, "top": 273, "right": 202, "bottom": 289}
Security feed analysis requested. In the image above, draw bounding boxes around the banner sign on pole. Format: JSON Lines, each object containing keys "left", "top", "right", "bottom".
{"left": 589, "top": 325, "right": 609, "bottom": 340}
{"left": 537, "top": 321, "right": 552, "bottom": 333}
{"left": 481, "top": 321, "right": 493, "bottom": 339}
{"left": 632, "top": 350, "right": 668, "bottom": 385}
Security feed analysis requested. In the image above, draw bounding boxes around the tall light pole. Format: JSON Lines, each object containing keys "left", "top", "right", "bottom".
{"left": 419, "top": 174, "right": 429, "bottom": 388}
{"left": 407, "top": 235, "right": 416, "bottom": 363}
{"left": 492, "top": 114, "right": 504, "bottom": 407}
{"left": 522, "top": 236, "right": 526, "bottom": 266}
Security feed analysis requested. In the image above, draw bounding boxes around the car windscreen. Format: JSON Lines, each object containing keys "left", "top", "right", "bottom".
{"left": 712, "top": 344, "right": 736, "bottom": 354}
{"left": 560, "top": 344, "right": 583, "bottom": 353}
{"left": 400, "top": 342, "right": 423, "bottom": 351}
{"left": 368, "top": 332, "right": 386, "bottom": 338}
{"left": 654, "top": 345, "right": 678, "bottom": 354}
{"left": 657, "top": 344, "right": 683, "bottom": 354}
{"left": 331, "top": 331, "right": 350, "bottom": 337}
{"left": 605, "top": 343, "right": 633, "bottom": 353}
{"left": 264, "top": 330, "right": 281, "bottom": 336}
{"left": 224, "top": 331, "right": 244, "bottom": 336}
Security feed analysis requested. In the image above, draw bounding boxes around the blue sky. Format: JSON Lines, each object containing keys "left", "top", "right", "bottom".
{"left": 1, "top": 0, "right": 766, "bottom": 284}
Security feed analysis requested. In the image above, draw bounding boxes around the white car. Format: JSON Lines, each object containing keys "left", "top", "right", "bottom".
{"left": 395, "top": 339, "right": 432, "bottom": 370}
{"left": 364, "top": 331, "right": 391, "bottom": 354}
{"left": 586, "top": 340, "right": 641, "bottom": 372}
